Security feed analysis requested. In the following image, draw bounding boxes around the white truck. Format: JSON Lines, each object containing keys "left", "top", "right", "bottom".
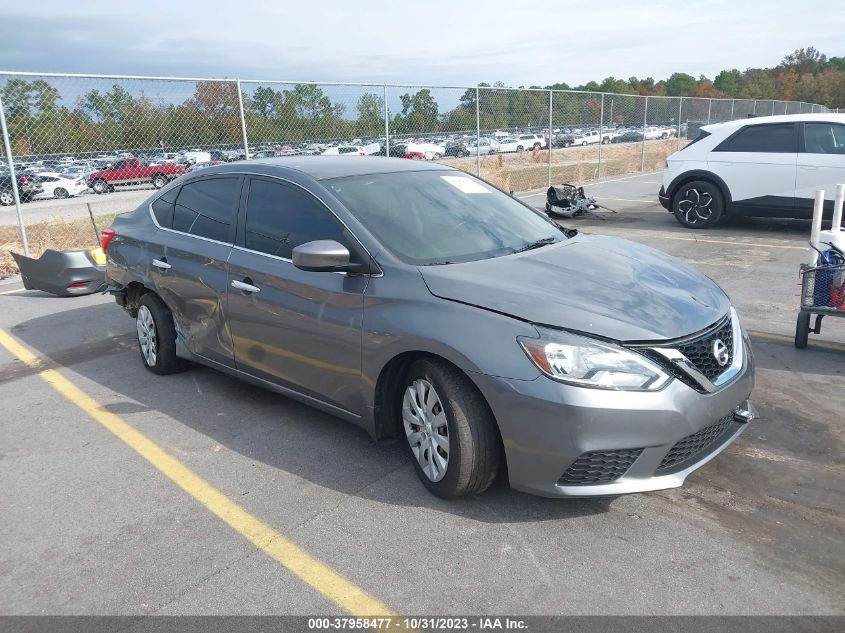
{"left": 572, "top": 130, "right": 616, "bottom": 146}
{"left": 643, "top": 126, "right": 678, "bottom": 140}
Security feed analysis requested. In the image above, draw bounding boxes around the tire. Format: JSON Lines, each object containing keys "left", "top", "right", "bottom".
{"left": 0, "top": 191, "right": 12, "bottom": 206}
{"left": 516, "top": 146, "right": 524, "bottom": 153}
{"left": 533, "top": 143, "right": 541, "bottom": 151}
{"left": 672, "top": 179, "right": 724, "bottom": 229}
{"left": 152, "top": 174, "right": 167, "bottom": 189}
{"left": 661, "top": 133, "right": 668, "bottom": 139}
{"left": 54, "top": 187, "right": 69, "bottom": 199}
{"left": 581, "top": 141, "right": 588, "bottom": 146}
{"left": 135, "top": 293, "right": 188, "bottom": 375}
{"left": 91, "top": 179, "right": 108, "bottom": 194}
{"left": 601, "top": 137, "right": 609, "bottom": 144}
{"left": 400, "top": 358, "right": 501, "bottom": 498}
{"left": 795, "top": 312, "right": 810, "bottom": 349}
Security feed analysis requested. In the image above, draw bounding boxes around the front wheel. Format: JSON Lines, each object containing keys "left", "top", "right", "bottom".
{"left": 672, "top": 180, "right": 724, "bottom": 229}
{"left": 136, "top": 293, "right": 188, "bottom": 375}
{"left": 401, "top": 358, "right": 501, "bottom": 498}
{"left": 91, "top": 179, "right": 108, "bottom": 194}
{"left": 795, "top": 312, "right": 811, "bottom": 349}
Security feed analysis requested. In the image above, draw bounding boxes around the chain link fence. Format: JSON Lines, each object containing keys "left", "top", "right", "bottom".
{"left": 0, "top": 71, "right": 835, "bottom": 277}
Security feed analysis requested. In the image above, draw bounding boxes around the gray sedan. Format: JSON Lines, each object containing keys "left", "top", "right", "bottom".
{"left": 105, "top": 157, "right": 755, "bottom": 498}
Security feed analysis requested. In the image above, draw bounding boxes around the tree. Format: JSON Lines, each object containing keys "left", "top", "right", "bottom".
{"left": 781, "top": 47, "right": 827, "bottom": 75}
{"left": 356, "top": 92, "right": 384, "bottom": 136}
{"left": 665, "top": 72, "right": 698, "bottom": 96}
{"left": 714, "top": 69, "right": 743, "bottom": 96}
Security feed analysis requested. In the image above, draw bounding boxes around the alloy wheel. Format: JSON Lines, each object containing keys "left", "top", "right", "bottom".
{"left": 677, "top": 187, "right": 714, "bottom": 225}
{"left": 402, "top": 378, "right": 450, "bottom": 482}
{"left": 136, "top": 305, "right": 158, "bottom": 367}
{"left": 0, "top": 192, "right": 12, "bottom": 205}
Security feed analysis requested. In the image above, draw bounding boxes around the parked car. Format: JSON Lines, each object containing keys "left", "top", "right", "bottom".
{"left": 322, "top": 146, "right": 366, "bottom": 156}
{"left": 443, "top": 140, "right": 470, "bottom": 157}
{"left": 659, "top": 113, "right": 845, "bottom": 228}
{"left": 465, "top": 137, "right": 501, "bottom": 155}
{"left": 405, "top": 142, "right": 447, "bottom": 160}
{"left": 32, "top": 172, "right": 89, "bottom": 199}
{"left": 104, "top": 156, "right": 755, "bottom": 499}
{"left": 611, "top": 130, "right": 645, "bottom": 143}
{"left": 552, "top": 133, "right": 575, "bottom": 148}
{"left": 88, "top": 157, "right": 187, "bottom": 194}
{"left": 498, "top": 134, "right": 546, "bottom": 153}
{"left": 0, "top": 173, "right": 43, "bottom": 205}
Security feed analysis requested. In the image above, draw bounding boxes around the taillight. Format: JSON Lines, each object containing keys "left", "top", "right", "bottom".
{"left": 100, "top": 228, "right": 116, "bottom": 252}
{"left": 67, "top": 282, "right": 90, "bottom": 290}
{"left": 75, "top": 180, "right": 82, "bottom": 186}
{"left": 19, "top": 176, "right": 28, "bottom": 184}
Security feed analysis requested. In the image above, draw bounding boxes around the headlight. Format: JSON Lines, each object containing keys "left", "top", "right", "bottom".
{"left": 518, "top": 328, "right": 671, "bottom": 391}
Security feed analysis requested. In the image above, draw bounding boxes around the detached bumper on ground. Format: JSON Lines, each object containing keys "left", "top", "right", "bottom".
{"left": 12, "top": 248, "right": 106, "bottom": 297}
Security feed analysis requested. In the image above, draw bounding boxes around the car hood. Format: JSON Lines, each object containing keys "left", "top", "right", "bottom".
{"left": 418, "top": 234, "right": 730, "bottom": 342}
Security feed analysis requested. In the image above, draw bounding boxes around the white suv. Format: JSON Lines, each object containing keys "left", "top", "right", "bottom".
{"left": 659, "top": 114, "right": 845, "bottom": 228}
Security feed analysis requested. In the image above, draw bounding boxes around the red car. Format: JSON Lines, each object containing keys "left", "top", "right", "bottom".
{"left": 88, "top": 157, "right": 187, "bottom": 193}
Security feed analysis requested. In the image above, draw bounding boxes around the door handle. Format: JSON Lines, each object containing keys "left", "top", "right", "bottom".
{"left": 152, "top": 258, "right": 171, "bottom": 270}
{"left": 231, "top": 279, "right": 260, "bottom": 293}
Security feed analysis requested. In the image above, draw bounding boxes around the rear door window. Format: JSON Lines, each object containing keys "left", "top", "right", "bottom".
{"left": 151, "top": 186, "right": 180, "bottom": 228}
{"left": 171, "top": 177, "right": 240, "bottom": 242}
{"left": 714, "top": 123, "right": 797, "bottom": 153}
{"left": 802, "top": 123, "right": 845, "bottom": 154}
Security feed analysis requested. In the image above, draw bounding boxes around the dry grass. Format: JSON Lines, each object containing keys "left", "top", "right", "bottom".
{"left": 450, "top": 139, "right": 680, "bottom": 192}
{"left": 0, "top": 213, "right": 116, "bottom": 279}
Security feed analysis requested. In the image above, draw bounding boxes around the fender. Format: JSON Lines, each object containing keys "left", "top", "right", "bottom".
{"left": 666, "top": 169, "right": 733, "bottom": 210}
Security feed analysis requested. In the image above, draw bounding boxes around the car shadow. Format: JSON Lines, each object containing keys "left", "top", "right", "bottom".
{"left": 6, "top": 301, "right": 612, "bottom": 523}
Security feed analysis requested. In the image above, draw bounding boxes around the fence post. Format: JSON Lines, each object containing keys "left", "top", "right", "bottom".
{"left": 236, "top": 79, "right": 250, "bottom": 160}
{"left": 677, "top": 97, "right": 683, "bottom": 150}
{"left": 383, "top": 84, "right": 390, "bottom": 156}
{"left": 0, "top": 92, "right": 29, "bottom": 257}
{"left": 772, "top": 101, "right": 776, "bottom": 116}
{"left": 707, "top": 98, "right": 712, "bottom": 124}
{"left": 597, "top": 93, "right": 605, "bottom": 179}
{"left": 547, "top": 90, "right": 553, "bottom": 187}
{"left": 475, "top": 86, "right": 481, "bottom": 178}
{"left": 730, "top": 99, "right": 735, "bottom": 120}
{"left": 640, "top": 96, "right": 648, "bottom": 172}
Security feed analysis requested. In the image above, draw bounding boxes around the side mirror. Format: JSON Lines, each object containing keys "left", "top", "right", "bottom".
{"left": 292, "top": 240, "right": 351, "bottom": 272}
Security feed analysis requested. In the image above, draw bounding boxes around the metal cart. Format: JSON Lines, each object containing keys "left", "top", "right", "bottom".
{"left": 795, "top": 262, "right": 845, "bottom": 348}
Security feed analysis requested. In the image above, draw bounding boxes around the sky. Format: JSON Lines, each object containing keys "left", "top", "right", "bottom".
{"left": 2, "top": 0, "right": 844, "bottom": 87}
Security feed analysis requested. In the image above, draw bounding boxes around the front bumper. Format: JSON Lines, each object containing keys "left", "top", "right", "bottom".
{"left": 471, "top": 340, "right": 755, "bottom": 497}
{"left": 658, "top": 185, "right": 671, "bottom": 210}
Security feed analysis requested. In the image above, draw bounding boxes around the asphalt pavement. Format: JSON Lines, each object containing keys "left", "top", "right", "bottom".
{"left": 0, "top": 172, "right": 843, "bottom": 616}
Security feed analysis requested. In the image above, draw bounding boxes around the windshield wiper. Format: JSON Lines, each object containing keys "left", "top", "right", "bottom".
{"left": 513, "top": 236, "right": 557, "bottom": 253}
{"left": 423, "top": 260, "right": 458, "bottom": 266}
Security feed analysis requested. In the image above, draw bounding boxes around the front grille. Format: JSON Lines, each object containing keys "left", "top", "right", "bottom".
{"left": 557, "top": 448, "right": 643, "bottom": 485}
{"left": 656, "top": 415, "right": 737, "bottom": 475}
{"left": 675, "top": 316, "right": 734, "bottom": 382}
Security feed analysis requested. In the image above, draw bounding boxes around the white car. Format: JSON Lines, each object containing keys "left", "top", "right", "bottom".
{"left": 660, "top": 113, "right": 845, "bottom": 228}
{"left": 498, "top": 134, "right": 547, "bottom": 153}
{"left": 405, "top": 141, "right": 447, "bottom": 160}
{"left": 466, "top": 137, "right": 501, "bottom": 155}
{"left": 32, "top": 172, "right": 89, "bottom": 199}
{"left": 322, "top": 146, "right": 365, "bottom": 156}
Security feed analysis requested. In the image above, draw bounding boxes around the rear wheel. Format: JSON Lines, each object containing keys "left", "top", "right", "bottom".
{"left": 672, "top": 179, "right": 724, "bottom": 229}
{"left": 581, "top": 141, "right": 588, "bottom": 146}
{"left": 152, "top": 174, "right": 167, "bottom": 189}
{"left": 0, "top": 191, "right": 12, "bottom": 206}
{"left": 136, "top": 293, "right": 188, "bottom": 375}
{"left": 401, "top": 358, "right": 500, "bottom": 498}
{"left": 532, "top": 143, "right": 541, "bottom": 151}
{"left": 516, "top": 145, "right": 524, "bottom": 153}
{"left": 54, "top": 187, "right": 69, "bottom": 199}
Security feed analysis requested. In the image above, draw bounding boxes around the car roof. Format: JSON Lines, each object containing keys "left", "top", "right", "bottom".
{"left": 702, "top": 112, "right": 845, "bottom": 134}
{"left": 240, "top": 156, "right": 453, "bottom": 180}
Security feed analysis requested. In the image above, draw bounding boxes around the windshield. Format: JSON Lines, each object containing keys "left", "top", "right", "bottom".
{"left": 324, "top": 170, "right": 565, "bottom": 265}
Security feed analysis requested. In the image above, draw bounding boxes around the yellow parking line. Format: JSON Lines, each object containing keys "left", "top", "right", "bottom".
{"left": 0, "top": 288, "right": 25, "bottom": 295}
{"left": 748, "top": 329, "right": 845, "bottom": 353}
{"left": 0, "top": 328, "right": 394, "bottom": 616}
